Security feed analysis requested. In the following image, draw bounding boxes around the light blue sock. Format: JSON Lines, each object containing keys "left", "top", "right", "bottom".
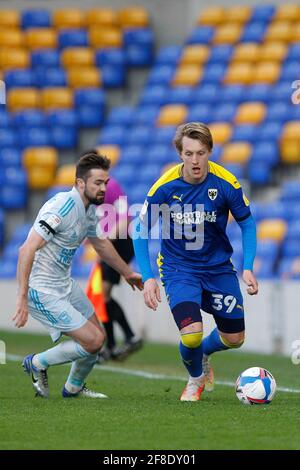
{"left": 202, "top": 328, "right": 229, "bottom": 356}
{"left": 32, "top": 340, "right": 91, "bottom": 370}
{"left": 65, "top": 354, "right": 98, "bottom": 393}
{"left": 179, "top": 342, "right": 203, "bottom": 378}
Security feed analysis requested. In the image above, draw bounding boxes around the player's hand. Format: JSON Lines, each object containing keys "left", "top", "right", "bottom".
{"left": 124, "top": 272, "right": 144, "bottom": 291}
{"left": 144, "top": 278, "right": 161, "bottom": 311}
{"left": 13, "top": 297, "right": 29, "bottom": 328}
{"left": 242, "top": 270, "right": 259, "bottom": 295}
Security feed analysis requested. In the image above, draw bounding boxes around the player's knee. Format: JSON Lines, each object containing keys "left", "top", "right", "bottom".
{"left": 181, "top": 331, "right": 203, "bottom": 349}
{"left": 86, "top": 329, "right": 105, "bottom": 354}
{"left": 220, "top": 332, "right": 244, "bottom": 349}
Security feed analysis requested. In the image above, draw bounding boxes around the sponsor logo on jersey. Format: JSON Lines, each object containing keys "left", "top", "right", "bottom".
{"left": 171, "top": 210, "right": 217, "bottom": 225}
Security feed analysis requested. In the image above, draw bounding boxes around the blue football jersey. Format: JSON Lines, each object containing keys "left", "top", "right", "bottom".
{"left": 139, "top": 161, "right": 251, "bottom": 270}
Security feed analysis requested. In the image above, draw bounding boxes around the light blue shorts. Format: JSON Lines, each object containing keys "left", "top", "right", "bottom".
{"left": 28, "top": 280, "right": 94, "bottom": 342}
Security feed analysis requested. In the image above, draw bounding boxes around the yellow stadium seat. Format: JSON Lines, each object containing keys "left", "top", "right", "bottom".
{"left": 7, "top": 88, "right": 40, "bottom": 112}
{"left": 67, "top": 67, "right": 101, "bottom": 88}
{"left": 0, "top": 48, "right": 30, "bottom": 70}
{"left": 275, "top": 4, "right": 300, "bottom": 21}
{"left": 0, "top": 10, "right": 20, "bottom": 28}
{"left": 223, "top": 63, "right": 253, "bottom": 85}
{"left": 96, "top": 145, "right": 120, "bottom": 166}
{"left": 231, "top": 43, "right": 260, "bottom": 63}
{"left": 280, "top": 139, "right": 300, "bottom": 164}
{"left": 26, "top": 28, "right": 57, "bottom": 49}
{"left": 235, "top": 102, "right": 266, "bottom": 125}
{"left": 265, "top": 21, "right": 293, "bottom": 42}
{"left": 0, "top": 29, "right": 23, "bottom": 47}
{"left": 61, "top": 47, "right": 94, "bottom": 68}
{"left": 282, "top": 121, "right": 300, "bottom": 139}
{"left": 180, "top": 45, "right": 210, "bottom": 65}
{"left": 41, "top": 88, "right": 73, "bottom": 110}
{"left": 86, "top": 8, "right": 117, "bottom": 27}
{"left": 82, "top": 244, "right": 98, "bottom": 263}
{"left": 221, "top": 142, "right": 252, "bottom": 165}
{"left": 53, "top": 9, "right": 85, "bottom": 29}
{"left": 257, "top": 219, "right": 287, "bottom": 242}
{"left": 209, "top": 123, "right": 232, "bottom": 144}
{"left": 118, "top": 7, "right": 149, "bottom": 28}
{"left": 226, "top": 6, "right": 252, "bottom": 24}
{"left": 197, "top": 6, "right": 225, "bottom": 26}
{"left": 291, "top": 23, "right": 300, "bottom": 41}
{"left": 89, "top": 28, "right": 123, "bottom": 48}
{"left": 213, "top": 24, "right": 242, "bottom": 45}
{"left": 172, "top": 65, "right": 203, "bottom": 86}
{"left": 258, "top": 42, "right": 287, "bottom": 62}
{"left": 54, "top": 164, "right": 76, "bottom": 186}
{"left": 253, "top": 62, "right": 280, "bottom": 84}
{"left": 157, "top": 105, "right": 188, "bottom": 126}
{"left": 27, "top": 168, "right": 56, "bottom": 190}
{"left": 23, "top": 147, "right": 58, "bottom": 169}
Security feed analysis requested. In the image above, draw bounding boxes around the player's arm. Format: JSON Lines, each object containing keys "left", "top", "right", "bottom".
{"left": 13, "top": 230, "right": 46, "bottom": 328}
{"left": 88, "top": 236, "right": 143, "bottom": 291}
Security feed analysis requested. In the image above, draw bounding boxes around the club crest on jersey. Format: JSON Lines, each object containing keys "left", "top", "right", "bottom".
{"left": 208, "top": 188, "right": 218, "bottom": 201}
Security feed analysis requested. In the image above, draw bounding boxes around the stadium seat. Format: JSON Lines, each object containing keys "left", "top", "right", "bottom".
{"left": 98, "top": 126, "right": 127, "bottom": 146}
{"left": 0, "top": 10, "right": 20, "bottom": 28}
{"left": 211, "top": 103, "right": 237, "bottom": 122}
{"left": 41, "top": 88, "right": 73, "bottom": 110}
{"left": 0, "top": 260, "right": 17, "bottom": 278}
{"left": 221, "top": 84, "right": 246, "bottom": 103}
{"left": 275, "top": 4, "right": 300, "bottom": 21}
{"left": 155, "top": 45, "right": 182, "bottom": 65}
{"left": 76, "top": 106, "right": 104, "bottom": 128}
{"left": 53, "top": 9, "right": 85, "bottom": 29}
{"left": 147, "top": 65, "right": 175, "bottom": 86}
{"left": 31, "top": 49, "right": 60, "bottom": 68}
{"left": 146, "top": 144, "right": 174, "bottom": 165}
{"left": 67, "top": 67, "right": 101, "bottom": 88}
{"left": 246, "top": 84, "right": 272, "bottom": 104}
{"left": 231, "top": 124, "right": 258, "bottom": 143}
{"left": 34, "top": 68, "right": 67, "bottom": 87}
{"left": 119, "top": 145, "right": 144, "bottom": 165}
{"left": 26, "top": 28, "right": 57, "bottom": 49}
{"left": 61, "top": 47, "right": 94, "bottom": 68}
{"left": 96, "top": 145, "right": 120, "bottom": 166}
{"left": 101, "top": 64, "right": 126, "bottom": 87}
{"left": 285, "top": 220, "right": 300, "bottom": 242}
{"left": 7, "top": 88, "right": 40, "bottom": 112}
{"left": 172, "top": 65, "right": 203, "bottom": 86}
{"left": 140, "top": 85, "right": 168, "bottom": 106}
{"left": 156, "top": 104, "right": 187, "bottom": 126}
{"left": 235, "top": 102, "right": 266, "bottom": 125}
{"left": 95, "top": 48, "right": 126, "bottom": 68}
{"left": 258, "top": 42, "right": 287, "bottom": 62}
{"left": 118, "top": 7, "right": 149, "bottom": 28}
{"left": 257, "top": 219, "right": 287, "bottom": 242}
{"left": 164, "top": 87, "right": 194, "bottom": 106}
{"left": 50, "top": 126, "right": 77, "bottom": 149}
{"left": 4, "top": 70, "right": 35, "bottom": 89}
{"left": 11, "top": 110, "right": 46, "bottom": 128}
{"left": 251, "top": 142, "right": 279, "bottom": 166}
{"left": 89, "top": 27, "right": 123, "bottom": 48}
{"left": 256, "top": 121, "right": 282, "bottom": 141}
{"left": 27, "top": 168, "right": 56, "bottom": 190}
{"left": 292, "top": 23, "right": 300, "bottom": 42}
{"left": 21, "top": 9, "right": 51, "bottom": 29}
{"left": 201, "top": 63, "right": 227, "bottom": 83}
{"left": 127, "top": 126, "right": 152, "bottom": 146}
{"left": 231, "top": 43, "right": 260, "bottom": 62}
{"left": 197, "top": 6, "right": 225, "bottom": 26}
{"left": 265, "top": 21, "right": 292, "bottom": 42}
{"left": 280, "top": 139, "right": 300, "bottom": 164}
{"left": 253, "top": 62, "right": 280, "bottom": 84}
{"left": 282, "top": 241, "right": 300, "bottom": 259}
{"left": 250, "top": 5, "right": 275, "bottom": 22}
{"left": 224, "top": 63, "right": 253, "bottom": 85}
{"left": 223, "top": 162, "right": 245, "bottom": 179}
{"left": 208, "top": 45, "right": 233, "bottom": 63}
{"left": 0, "top": 28, "right": 23, "bottom": 47}
{"left": 281, "top": 180, "right": 300, "bottom": 201}
{"left": 23, "top": 147, "right": 58, "bottom": 169}
{"left": 74, "top": 88, "right": 105, "bottom": 107}
{"left": 213, "top": 24, "right": 242, "bottom": 45}
{"left": 265, "top": 102, "right": 291, "bottom": 123}
{"left": 0, "top": 148, "right": 22, "bottom": 167}
{"left": 226, "top": 6, "right": 251, "bottom": 23}
{"left": 179, "top": 45, "right": 210, "bottom": 65}
{"left": 208, "top": 122, "right": 232, "bottom": 144}
{"left": 0, "top": 129, "right": 17, "bottom": 148}
{"left": 187, "top": 26, "right": 215, "bottom": 45}
{"left": 280, "top": 61, "right": 300, "bottom": 81}
{"left": 133, "top": 105, "right": 159, "bottom": 125}
{"left": 0, "top": 109, "right": 10, "bottom": 128}
{"left": 0, "top": 48, "right": 30, "bottom": 70}
{"left": 46, "top": 109, "right": 77, "bottom": 127}
{"left": 106, "top": 106, "right": 135, "bottom": 126}
{"left": 54, "top": 164, "right": 76, "bottom": 186}
{"left": 186, "top": 104, "right": 213, "bottom": 123}
{"left": 253, "top": 258, "right": 275, "bottom": 279}
{"left": 221, "top": 142, "right": 252, "bottom": 165}
{"left": 240, "top": 22, "right": 267, "bottom": 42}
{"left": 85, "top": 8, "right": 117, "bottom": 27}
{"left": 193, "top": 84, "right": 219, "bottom": 104}
{"left": 282, "top": 121, "right": 300, "bottom": 140}
{"left": 19, "top": 127, "right": 51, "bottom": 148}
{"left": 58, "top": 29, "right": 88, "bottom": 49}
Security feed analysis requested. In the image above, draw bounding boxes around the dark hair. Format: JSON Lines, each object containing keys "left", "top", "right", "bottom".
{"left": 76, "top": 152, "right": 111, "bottom": 181}
{"left": 173, "top": 122, "right": 213, "bottom": 153}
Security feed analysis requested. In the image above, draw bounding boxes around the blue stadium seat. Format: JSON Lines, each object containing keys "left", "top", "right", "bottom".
{"left": 231, "top": 125, "right": 258, "bottom": 143}
{"left": 282, "top": 240, "right": 300, "bottom": 258}
{"left": 0, "top": 109, "right": 10, "bottom": 128}
{"left": 256, "top": 240, "right": 279, "bottom": 259}
{"left": 155, "top": 46, "right": 181, "bottom": 65}
{"left": 133, "top": 105, "right": 160, "bottom": 125}
{"left": 280, "top": 61, "right": 300, "bottom": 81}
{"left": 251, "top": 201, "right": 286, "bottom": 222}
{"left": 128, "top": 183, "right": 150, "bottom": 204}
{"left": 2, "top": 240, "right": 22, "bottom": 262}
{"left": 124, "top": 28, "right": 154, "bottom": 47}
{"left": 211, "top": 103, "right": 237, "bottom": 122}
{"left": 95, "top": 49, "right": 126, "bottom": 67}
{"left": 221, "top": 85, "right": 246, "bottom": 104}
{"left": 0, "top": 260, "right": 17, "bottom": 279}
{"left": 147, "top": 65, "right": 175, "bottom": 86}
{"left": 286, "top": 44, "right": 300, "bottom": 61}
{"left": 127, "top": 126, "right": 152, "bottom": 146}
{"left": 21, "top": 9, "right": 51, "bottom": 29}
{"left": 50, "top": 126, "right": 77, "bottom": 149}
{"left": 277, "top": 257, "right": 294, "bottom": 278}
{"left": 250, "top": 5, "right": 275, "bottom": 22}
{"left": 193, "top": 84, "right": 219, "bottom": 104}
{"left": 0, "top": 167, "right": 27, "bottom": 187}
{"left": 0, "top": 129, "right": 17, "bottom": 148}
{"left": 76, "top": 105, "right": 104, "bottom": 128}
{"left": 140, "top": 85, "right": 168, "bottom": 106}
{"left": 165, "top": 87, "right": 193, "bottom": 105}
{"left": 58, "top": 29, "right": 88, "bottom": 48}
{"left": 34, "top": 68, "right": 67, "bottom": 88}
{"left": 11, "top": 110, "right": 46, "bottom": 128}
{"left": 223, "top": 163, "right": 245, "bottom": 179}
{"left": 265, "top": 102, "right": 291, "bottom": 123}
{"left": 282, "top": 201, "right": 300, "bottom": 220}
{"left": 255, "top": 258, "right": 275, "bottom": 279}
{"left": 0, "top": 148, "right": 22, "bottom": 167}
{"left": 19, "top": 127, "right": 51, "bottom": 148}
{"left": 101, "top": 64, "right": 126, "bottom": 87}
{"left": 31, "top": 50, "right": 60, "bottom": 68}
{"left": 4, "top": 70, "right": 35, "bottom": 89}
{"left": 47, "top": 110, "right": 78, "bottom": 127}
{"left": 272, "top": 82, "right": 293, "bottom": 101}
{"left": 139, "top": 164, "right": 162, "bottom": 183}
{"left": 10, "top": 222, "right": 31, "bottom": 242}
{"left": 187, "top": 26, "right": 215, "bottom": 45}
{"left": 74, "top": 88, "right": 105, "bottom": 107}
{"left": 256, "top": 122, "right": 282, "bottom": 141}
{"left": 210, "top": 145, "right": 222, "bottom": 162}
{"left": 106, "top": 106, "right": 135, "bottom": 126}
{"left": 285, "top": 220, "right": 300, "bottom": 242}
{"left": 0, "top": 185, "right": 27, "bottom": 210}
{"left": 290, "top": 104, "right": 300, "bottom": 120}
{"left": 110, "top": 164, "right": 135, "bottom": 185}
{"left": 201, "top": 64, "right": 227, "bottom": 84}
{"left": 120, "top": 145, "right": 144, "bottom": 165}
{"left": 240, "top": 22, "right": 267, "bottom": 42}
{"left": 145, "top": 144, "right": 173, "bottom": 165}
{"left": 124, "top": 28, "right": 154, "bottom": 66}
{"left": 281, "top": 181, "right": 300, "bottom": 201}
{"left": 251, "top": 142, "right": 279, "bottom": 166}
{"left": 98, "top": 126, "right": 127, "bottom": 146}
{"left": 208, "top": 45, "right": 233, "bottom": 64}
{"left": 248, "top": 161, "right": 271, "bottom": 185}
{"left": 46, "top": 185, "right": 71, "bottom": 200}
{"left": 186, "top": 104, "right": 213, "bottom": 123}
{"left": 246, "top": 85, "right": 272, "bottom": 104}
{"left": 153, "top": 127, "right": 176, "bottom": 145}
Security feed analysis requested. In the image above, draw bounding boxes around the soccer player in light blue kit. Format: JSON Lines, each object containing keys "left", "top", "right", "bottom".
{"left": 13, "top": 152, "right": 143, "bottom": 399}
{"left": 133, "top": 122, "right": 258, "bottom": 401}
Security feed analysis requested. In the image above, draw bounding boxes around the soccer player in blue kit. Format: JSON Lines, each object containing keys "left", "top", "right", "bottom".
{"left": 133, "top": 122, "right": 258, "bottom": 401}
{"left": 13, "top": 153, "right": 143, "bottom": 399}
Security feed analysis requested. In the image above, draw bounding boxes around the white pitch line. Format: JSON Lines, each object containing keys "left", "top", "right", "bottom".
{"left": 6, "top": 354, "right": 300, "bottom": 394}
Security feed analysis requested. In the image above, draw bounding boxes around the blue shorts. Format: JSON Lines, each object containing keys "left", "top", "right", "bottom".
{"left": 159, "top": 261, "right": 245, "bottom": 334}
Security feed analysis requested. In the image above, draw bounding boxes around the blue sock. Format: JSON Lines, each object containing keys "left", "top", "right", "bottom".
{"left": 179, "top": 342, "right": 203, "bottom": 378}
{"left": 65, "top": 353, "right": 98, "bottom": 393}
{"left": 202, "top": 328, "right": 229, "bottom": 356}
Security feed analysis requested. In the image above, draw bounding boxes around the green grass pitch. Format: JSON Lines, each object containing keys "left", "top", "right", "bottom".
{"left": 0, "top": 329, "right": 300, "bottom": 450}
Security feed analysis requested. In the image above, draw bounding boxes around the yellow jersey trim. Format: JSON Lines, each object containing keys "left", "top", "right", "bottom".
{"left": 208, "top": 161, "right": 241, "bottom": 190}
{"left": 148, "top": 163, "right": 183, "bottom": 197}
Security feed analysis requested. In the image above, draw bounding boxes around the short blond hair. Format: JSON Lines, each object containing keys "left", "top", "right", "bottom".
{"left": 173, "top": 122, "right": 213, "bottom": 153}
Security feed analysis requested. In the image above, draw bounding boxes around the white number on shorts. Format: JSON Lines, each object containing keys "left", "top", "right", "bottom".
{"left": 212, "top": 294, "right": 237, "bottom": 313}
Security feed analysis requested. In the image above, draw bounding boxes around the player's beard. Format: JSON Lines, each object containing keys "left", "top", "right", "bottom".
{"left": 84, "top": 189, "right": 105, "bottom": 206}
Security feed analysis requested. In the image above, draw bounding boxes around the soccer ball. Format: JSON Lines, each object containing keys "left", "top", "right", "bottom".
{"left": 235, "top": 367, "right": 276, "bottom": 405}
